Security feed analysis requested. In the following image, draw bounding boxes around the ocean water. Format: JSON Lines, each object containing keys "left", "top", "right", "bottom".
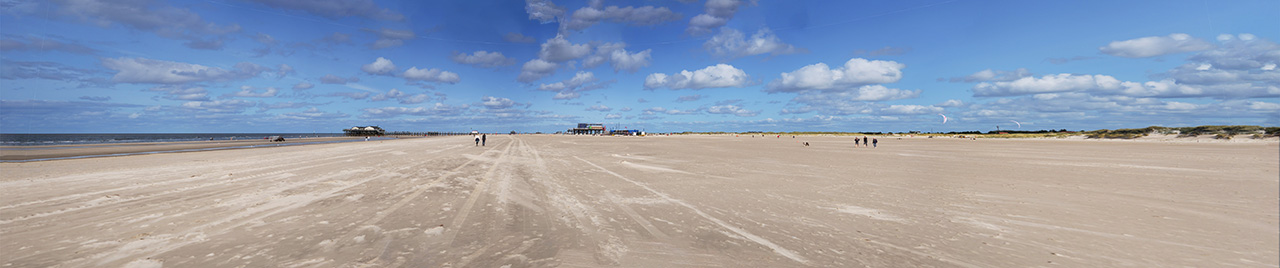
{"left": 0, "top": 133, "right": 346, "bottom": 146}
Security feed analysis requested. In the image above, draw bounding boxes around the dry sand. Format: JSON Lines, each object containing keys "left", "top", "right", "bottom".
{"left": 1, "top": 135, "right": 1276, "bottom": 267}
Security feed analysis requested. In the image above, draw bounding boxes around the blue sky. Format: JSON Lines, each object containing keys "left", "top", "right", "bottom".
{"left": 1, "top": 0, "right": 1277, "bottom": 133}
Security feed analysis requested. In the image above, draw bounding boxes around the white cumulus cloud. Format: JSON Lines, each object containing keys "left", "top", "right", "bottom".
{"left": 973, "top": 73, "right": 1128, "bottom": 97}
{"left": 563, "top": 4, "right": 682, "bottom": 31}
{"left": 644, "top": 64, "right": 750, "bottom": 90}
{"left": 766, "top": 58, "right": 905, "bottom": 93}
{"left": 704, "top": 27, "right": 803, "bottom": 59}
{"left": 402, "top": 67, "right": 460, "bottom": 84}
{"left": 361, "top": 57, "right": 398, "bottom": 75}
{"left": 539, "top": 35, "right": 592, "bottom": 62}
{"left": 687, "top": 0, "right": 751, "bottom": 35}
{"left": 451, "top": 51, "right": 516, "bottom": 68}
{"left": 518, "top": 59, "right": 559, "bottom": 83}
{"left": 1099, "top": 33, "right": 1214, "bottom": 58}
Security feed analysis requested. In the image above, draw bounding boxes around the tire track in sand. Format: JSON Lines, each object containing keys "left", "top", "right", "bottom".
{"left": 0, "top": 148, "right": 399, "bottom": 226}
{"left": 440, "top": 137, "right": 515, "bottom": 247}
{"left": 575, "top": 156, "right": 811, "bottom": 265}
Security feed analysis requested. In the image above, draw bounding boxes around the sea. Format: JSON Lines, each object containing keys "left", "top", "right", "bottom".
{"left": 0, "top": 133, "right": 347, "bottom": 146}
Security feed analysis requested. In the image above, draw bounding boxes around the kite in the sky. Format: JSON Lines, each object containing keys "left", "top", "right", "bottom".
{"left": 939, "top": 114, "right": 948, "bottom": 124}
{"left": 1011, "top": 120, "right": 1021, "bottom": 128}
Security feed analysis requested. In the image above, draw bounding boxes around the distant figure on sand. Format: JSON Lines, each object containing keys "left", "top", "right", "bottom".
{"left": 854, "top": 137, "right": 860, "bottom": 147}
{"left": 873, "top": 138, "right": 878, "bottom": 148}
{"left": 863, "top": 136, "right": 869, "bottom": 147}
{"left": 482, "top": 134, "right": 487, "bottom": 146}
{"left": 804, "top": 142, "right": 810, "bottom": 146}
{"left": 474, "top": 135, "right": 480, "bottom": 146}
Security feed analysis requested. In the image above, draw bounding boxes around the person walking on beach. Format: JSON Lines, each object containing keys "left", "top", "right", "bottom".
{"left": 481, "top": 134, "right": 487, "bottom": 146}
{"left": 872, "top": 138, "right": 878, "bottom": 148}
{"left": 474, "top": 135, "right": 480, "bottom": 146}
{"left": 862, "top": 136, "right": 869, "bottom": 147}
{"left": 854, "top": 137, "right": 860, "bottom": 147}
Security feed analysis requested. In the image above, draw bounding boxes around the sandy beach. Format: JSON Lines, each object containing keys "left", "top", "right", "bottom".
{"left": 0, "top": 136, "right": 373, "bottom": 162}
{"left": 1, "top": 135, "right": 1276, "bottom": 267}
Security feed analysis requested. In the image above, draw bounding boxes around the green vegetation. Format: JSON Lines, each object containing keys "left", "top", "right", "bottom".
{"left": 662, "top": 125, "right": 1280, "bottom": 140}
{"left": 1075, "top": 125, "right": 1273, "bottom": 139}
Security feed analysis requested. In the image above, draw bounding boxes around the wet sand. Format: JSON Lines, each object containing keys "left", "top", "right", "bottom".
{"left": 1, "top": 135, "right": 1276, "bottom": 267}
{"left": 0, "top": 137, "right": 376, "bottom": 161}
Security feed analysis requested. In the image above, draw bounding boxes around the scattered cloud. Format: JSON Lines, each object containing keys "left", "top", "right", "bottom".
{"left": 181, "top": 99, "right": 258, "bottom": 113}
{"left": 1099, "top": 33, "right": 1214, "bottom": 58}
{"left": 765, "top": 58, "right": 905, "bottom": 93}
{"left": 0, "top": 99, "right": 142, "bottom": 128}
{"left": 403, "top": 67, "right": 460, "bottom": 84}
{"left": 536, "top": 71, "right": 612, "bottom": 100}
{"left": 102, "top": 57, "right": 268, "bottom": 84}
{"left": 293, "top": 81, "right": 314, "bottom": 90}
{"left": 327, "top": 91, "right": 371, "bottom": 100}
{"left": 972, "top": 73, "right": 1127, "bottom": 97}
{"left": 553, "top": 91, "right": 580, "bottom": 100}
{"left": 644, "top": 64, "right": 751, "bottom": 90}
{"left": 366, "top": 28, "right": 415, "bottom": 49}
{"left": 687, "top": 0, "right": 753, "bottom": 35}
{"left": 779, "top": 86, "right": 922, "bottom": 116}
{"left": 582, "top": 42, "right": 651, "bottom": 73}
{"left": 675, "top": 94, "right": 705, "bottom": 102}
{"left": 538, "top": 35, "right": 592, "bottom": 62}
{"left": 937, "top": 99, "right": 966, "bottom": 107}
{"left": 0, "top": 60, "right": 106, "bottom": 86}
{"left": 276, "top": 107, "right": 350, "bottom": 120}
{"left": 361, "top": 103, "right": 469, "bottom": 118}
{"left": 370, "top": 89, "right": 431, "bottom": 104}
{"left": 242, "top": 0, "right": 404, "bottom": 21}
{"left": 224, "top": 86, "right": 279, "bottom": 98}
{"left": 706, "top": 104, "right": 757, "bottom": 117}
{"left": 949, "top": 68, "right": 1033, "bottom": 83}
{"left": 275, "top": 64, "right": 295, "bottom": 78}
{"left": 518, "top": 59, "right": 558, "bottom": 83}
{"left": 585, "top": 104, "right": 612, "bottom": 111}
{"left": 258, "top": 101, "right": 321, "bottom": 112}
{"left": 482, "top": 96, "right": 520, "bottom": 110}
{"left": 34, "top": 0, "right": 242, "bottom": 50}
{"left": 361, "top": 57, "right": 398, "bottom": 75}
{"left": 452, "top": 51, "right": 516, "bottom": 68}
{"left": 704, "top": 28, "right": 804, "bottom": 59}
{"left": 0, "top": 35, "right": 97, "bottom": 54}
{"left": 525, "top": 0, "right": 565, "bottom": 24}
{"left": 147, "top": 86, "right": 210, "bottom": 101}
{"left": 562, "top": 3, "right": 682, "bottom": 32}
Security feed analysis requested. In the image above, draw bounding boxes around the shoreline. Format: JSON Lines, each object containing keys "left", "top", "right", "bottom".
{"left": 0, "top": 136, "right": 426, "bottom": 162}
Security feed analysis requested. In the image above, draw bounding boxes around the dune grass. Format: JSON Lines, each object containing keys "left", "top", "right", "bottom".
{"left": 686, "top": 125, "right": 1279, "bottom": 140}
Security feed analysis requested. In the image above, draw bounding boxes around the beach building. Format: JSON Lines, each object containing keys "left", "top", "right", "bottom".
{"left": 569, "top": 123, "right": 606, "bottom": 135}
{"left": 343, "top": 126, "right": 385, "bottom": 136}
{"left": 610, "top": 129, "right": 642, "bottom": 136}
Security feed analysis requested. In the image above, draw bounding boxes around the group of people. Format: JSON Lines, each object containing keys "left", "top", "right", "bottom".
{"left": 854, "top": 136, "right": 877, "bottom": 148}
{"left": 474, "top": 134, "right": 486, "bottom": 146}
